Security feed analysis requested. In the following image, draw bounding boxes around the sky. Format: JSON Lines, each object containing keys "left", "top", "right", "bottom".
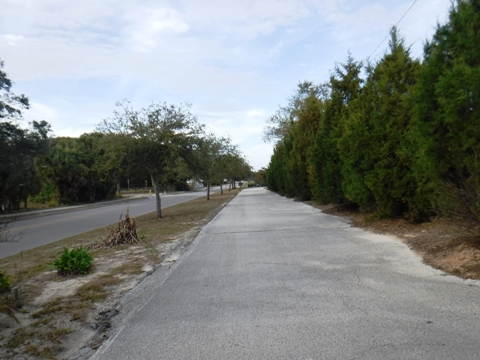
{"left": 1, "top": 0, "right": 452, "bottom": 171}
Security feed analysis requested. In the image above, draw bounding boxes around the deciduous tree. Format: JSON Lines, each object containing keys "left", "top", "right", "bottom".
{"left": 99, "top": 101, "right": 201, "bottom": 218}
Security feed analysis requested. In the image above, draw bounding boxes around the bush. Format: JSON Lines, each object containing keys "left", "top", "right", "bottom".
{"left": 0, "top": 269, "right": 11, "bottom": 293}
{"left": 29, "top": 182, "right": 56, "bottom": 204}
{"left": 53, "top": 247, "right": 93, "bottom": 276}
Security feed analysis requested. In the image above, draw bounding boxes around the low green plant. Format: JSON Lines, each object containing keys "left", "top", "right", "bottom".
{"left": 53, "top": 247, "right": 93, "bottom": 276}
{"left": 0, "top": 269, "right": 19, "bottom": 323}
{"left": 29, "top": 182, "right": 56, "bottom": 204}
{"left": 0, "top": 268, "right": 11, "bottom": 293}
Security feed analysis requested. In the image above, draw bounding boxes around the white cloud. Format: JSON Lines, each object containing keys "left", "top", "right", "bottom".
{"left": 247, "top": 109, "right": 267, "bottom": 118}
{"left": 1, "top": 34, "right": 24, "bottom": 46}
{"left": 0, "top": 0, "right": 454, "bottom": 170}
{"left": 129, "top": 7, "right": 189, "bottom": 52}
{"left": 22, "top": 101, "right": 97, "bottom": 138}
{"left": 319, "top": 0, "right": 451, "bottom": 61}
{"left": 197, "top": 107, "right": 270, "bottom": 170}
{"left": 182, "top": 0, "right": 319, "bottom": 37}
{"left": 23, "top": 101, "right": 58, "bottom": 123}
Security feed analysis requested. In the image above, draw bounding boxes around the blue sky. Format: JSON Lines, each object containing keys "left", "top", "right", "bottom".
{"left": 1, "top": 0, "right": 451, "bottom": 171}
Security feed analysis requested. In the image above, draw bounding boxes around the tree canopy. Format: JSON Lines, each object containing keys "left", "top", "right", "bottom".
{"left": 98, "top": 101, "right": 202, "bottom": 218}
{"left": 0, "top": 59, "right": 29, "bottom": 121}
{"left": 265, "top": 0, "right": 480, "bottom": 223}
{"left": 0, "top": 57, "right": 252, "bottom": 214}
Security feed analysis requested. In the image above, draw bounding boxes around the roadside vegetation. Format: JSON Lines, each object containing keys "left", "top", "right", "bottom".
{"left": 0, "top": 190, "right": 239, "bottom": 359}
{"left": 0, "top": 65, "right": 251, "bottom": 215}
{"left": 264, "top": 0, "right": 480, "bottom": 224}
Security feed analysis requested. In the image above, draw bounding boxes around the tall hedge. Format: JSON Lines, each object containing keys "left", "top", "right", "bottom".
{"left": 265, "top": 0, "right": 480, "bottom": 223}
{"left": 412, "top": 0, "right": 480, "bottom": 221}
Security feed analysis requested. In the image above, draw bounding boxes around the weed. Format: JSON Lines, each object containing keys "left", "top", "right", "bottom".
{"left": 109, "top": 261, "right": 144, "bottom": 276}
{"left": 5, "top": 328, "right": 34, "bottom": 348}
{"left": 39, "top": 327, "right": 73, "bottom": 343}
{"left": 25, "top": 344, "right": 57, "bottom": 359}
{"left": 70, "top": 311, "right": 83, "bottom": 321}
{"left": 32, "top": 298, "right": 64, "bottom": 318}
{"left": 76, "top": 282, "right": 108, "bottom": 302}
{"left": 53, "top": 246, "right": 93, "bottom": 275}
{"left": 97, "top": 274, "right": 123, "bottom": 287}
{"left": 31, "top": 316, "right": 53, "bottom": 327}
{"left": 0, "top": 269, "right": 11, "bottom": 293}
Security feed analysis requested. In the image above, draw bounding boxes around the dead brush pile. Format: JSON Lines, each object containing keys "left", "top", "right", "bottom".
{"left": 92, "top": 209, "right": 139, "bottom": 249}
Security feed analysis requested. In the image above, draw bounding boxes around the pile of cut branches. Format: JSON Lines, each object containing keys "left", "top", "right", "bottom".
{"left": 92, "top": 209, "right": 139, "bottom": 249}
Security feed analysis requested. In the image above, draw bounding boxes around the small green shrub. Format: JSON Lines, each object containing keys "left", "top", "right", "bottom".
{"left": 29, "top": 182, "right": 56, "bottom": 204}
{"left": 0, "top": 269, "right": 11, "bottom": 293}
{"left": 53, "top": 247, "right": 93, "bottom": 276}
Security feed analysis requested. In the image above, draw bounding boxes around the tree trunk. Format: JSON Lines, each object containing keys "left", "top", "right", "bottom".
{"left": 151, "top": 174, "right": 162, "bottom": 218}
{"left": 207, "top": 183, "right": 211, "bottom": 200}
{"left": 220, "top": 184, "right": 223, "bottom": 195}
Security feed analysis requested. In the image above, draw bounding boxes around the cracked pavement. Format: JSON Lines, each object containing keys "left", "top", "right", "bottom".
{"left": 89, "top": 187, "right": 480, "bottom": 360}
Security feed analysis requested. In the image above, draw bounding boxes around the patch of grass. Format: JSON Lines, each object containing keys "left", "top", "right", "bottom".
{"left": 66, "top": 299, "right": 92, "bottom": 322}
{"left": 39, "top": 327, "right": 73, "bottom": 343}
{"left": 76, "top": 282, "right": 108, "bottom": 302}
{"left": 11, "top": 263, "right": 53, "bottom": 283}
{"left": 109, "top": 261, "right": 144, "bottom": 276}
{"left": 25, "top": 344, "right": 58, "bottom": 359}
{"left": 143, "top": 242, "right": 162, "bottom": 262}
{"left": 32, "top": 298, "right": 66, "bottom": 318}
{"left": 5, "top": 328, "right": 35, "bottom": 348}
{"left": 70, "top": 311, "right": 84, "bottom": 321}
{"left": 97, "top": 274, "right": 124, "bottom": 287}
{"left": 31, "top": 316, "right": 53, "bottom": 327}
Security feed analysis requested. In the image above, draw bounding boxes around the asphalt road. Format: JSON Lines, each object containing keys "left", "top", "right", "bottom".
{"left": 91, "top": 187, "right": 480, "bottom": 360}
{"left": 0, "top": 188, "right": 219, "bottom": 259}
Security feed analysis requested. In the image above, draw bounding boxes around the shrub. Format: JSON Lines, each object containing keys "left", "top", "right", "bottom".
{"left": 53, "top": 247, "right": 93, "bottom": 276}
{"left": 29, "top": 182, "right": 56, "bottom": 204}
{"left": 0, "top": 269, "right": 11, "bottom": 293}
{"left": 0, "top": 269, "right": 18, "bottom": 323}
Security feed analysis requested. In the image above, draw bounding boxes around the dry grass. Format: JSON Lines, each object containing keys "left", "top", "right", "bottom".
{"left": 0, "top": 189, "right": 239, "bottom": 359}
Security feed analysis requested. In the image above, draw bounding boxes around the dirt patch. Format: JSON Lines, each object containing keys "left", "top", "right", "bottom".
{"left": 0, "top": 190, "right": 239, "bottom": 360}
{"left": 314, "top": 203, "right": 480, "bottom": 280}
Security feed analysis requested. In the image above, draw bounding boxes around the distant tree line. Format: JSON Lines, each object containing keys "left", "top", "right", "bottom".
{"left": 265, "top": 0, "right": 480, "bottom": 223}
{"left": 0, "top": 66, "right": 251, "bottom": 216}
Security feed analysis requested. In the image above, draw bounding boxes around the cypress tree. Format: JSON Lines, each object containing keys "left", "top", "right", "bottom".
{"left": 340, "top": 27, "right": 421, "bottom": 217}
{"left": 412, "top": 0, "right": 480, "bottom": 221}
{"left": 311, "top": 55, "right": 362, "bottom": 204}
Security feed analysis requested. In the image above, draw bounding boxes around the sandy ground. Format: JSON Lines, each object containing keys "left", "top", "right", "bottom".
{"left": 315, "top": 203, "right": 480, "bottom": 280}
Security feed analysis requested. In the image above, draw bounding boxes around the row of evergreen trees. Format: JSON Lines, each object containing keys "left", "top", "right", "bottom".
{"left": 265, "top": 0, "right": 480, "bottom": 222}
